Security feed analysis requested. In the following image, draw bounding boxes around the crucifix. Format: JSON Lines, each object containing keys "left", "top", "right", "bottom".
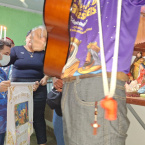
{"left": 91, "top": 101, "right": 100, "bottom": 135}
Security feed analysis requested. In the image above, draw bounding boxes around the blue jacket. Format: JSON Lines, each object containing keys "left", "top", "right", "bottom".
{"left": 0, "top": 68, "right": 8, "bottom": 133}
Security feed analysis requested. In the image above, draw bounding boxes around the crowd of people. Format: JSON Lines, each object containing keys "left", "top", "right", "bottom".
{"left": 0, "top": 0, "right": 145, "bottom": 145}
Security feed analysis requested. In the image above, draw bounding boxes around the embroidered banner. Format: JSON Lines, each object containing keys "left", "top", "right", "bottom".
{"left": 6, "top": 82, "right": 34, "bottom": 145}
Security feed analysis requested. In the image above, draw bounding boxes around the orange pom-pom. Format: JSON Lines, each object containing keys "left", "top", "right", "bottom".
{"left": 100, "top": 96, "right": 117, "bottom": 120}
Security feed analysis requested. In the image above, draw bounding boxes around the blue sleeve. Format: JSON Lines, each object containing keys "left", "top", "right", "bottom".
{"left": 0, "top": 68, "right": 7, "bottom": 81}
{"left": 129, "top": 0, "right": 145, "bottom": 6}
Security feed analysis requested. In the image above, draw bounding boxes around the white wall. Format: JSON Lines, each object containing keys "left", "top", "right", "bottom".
{"left": 126, "top": 105, "right": 145, "bottom": 145}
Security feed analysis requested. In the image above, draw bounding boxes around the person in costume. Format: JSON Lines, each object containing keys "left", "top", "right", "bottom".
{"left": 35, "top": 0, "right": 145, "bottom": 145}
{"left": 60, "top": 1, "right": 145, "bottom": 145}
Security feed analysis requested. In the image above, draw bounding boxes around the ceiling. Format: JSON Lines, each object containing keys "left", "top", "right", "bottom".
{"left": 0, "top": 1, "right": 144, "bottom": 15}
{"left": 0, "top": 0, "right": 44, "bottom": 14}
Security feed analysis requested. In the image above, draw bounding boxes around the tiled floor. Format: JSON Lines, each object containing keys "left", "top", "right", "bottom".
{"left": 5, "top": 130, "right": 57, "bottom": 145}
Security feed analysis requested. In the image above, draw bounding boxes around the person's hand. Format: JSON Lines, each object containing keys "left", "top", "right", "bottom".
{"left": 31, "top": 27, "right": 47, "bottom": 51}
{"left": 40, "top": 75, "right": 49, "bottom": 86}
{"left": 0, "top": 80, "right": 11, "bottom": 92}
{"left": 33, "top": 81, "right": 39, "bottom": 91}
{"left": 53, "top": 78, "right": 63, "bottom": 92}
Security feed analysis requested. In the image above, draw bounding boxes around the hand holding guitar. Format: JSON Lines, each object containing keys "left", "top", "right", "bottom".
{"left": 53, "top": 77, "right": 63, "bottom": 92}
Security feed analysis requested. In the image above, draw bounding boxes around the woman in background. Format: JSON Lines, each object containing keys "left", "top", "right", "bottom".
{"left": 7, "top": 28, "right": 49, "bottom": 145}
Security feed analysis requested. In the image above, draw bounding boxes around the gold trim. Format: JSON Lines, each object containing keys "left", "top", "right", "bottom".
{"left": 28, "top": 85, "right": 33, "bottom": 96}
{"left": 7, "top": 131, "right": 14, "bottom": 145}
{"left": 9, "top": 86, "right": 15, "bottom": 102}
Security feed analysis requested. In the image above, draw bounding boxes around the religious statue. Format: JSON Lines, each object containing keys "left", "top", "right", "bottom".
{"left": 130, "top": 51, "right": 143, "bottom": 79}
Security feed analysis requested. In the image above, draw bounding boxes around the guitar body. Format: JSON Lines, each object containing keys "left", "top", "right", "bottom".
{"left": 43, "top": 0, "right": 72, "bottom": 78}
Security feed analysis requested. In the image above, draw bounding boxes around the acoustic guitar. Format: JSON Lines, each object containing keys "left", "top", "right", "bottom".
{"left": 43, "top": 0, "right": 73, "bottom": 78}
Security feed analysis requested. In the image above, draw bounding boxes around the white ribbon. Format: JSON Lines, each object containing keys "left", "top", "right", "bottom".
{"left": 97, "top": 0, "right": 123, "bottom": 98}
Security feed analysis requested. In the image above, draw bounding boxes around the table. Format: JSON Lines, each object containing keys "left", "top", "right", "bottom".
{"left": 126, "top": 97, "right": 145, "bottom": 106}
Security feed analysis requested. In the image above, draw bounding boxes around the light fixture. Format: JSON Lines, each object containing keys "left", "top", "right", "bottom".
{"left": 19, "top": 0, "right": 28, "bottom": 8}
